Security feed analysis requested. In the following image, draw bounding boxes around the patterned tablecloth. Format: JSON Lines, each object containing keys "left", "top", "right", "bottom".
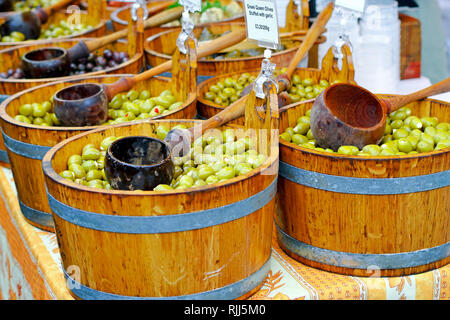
{"left": 0, "top": 167, "right": 448, "bottom": 300}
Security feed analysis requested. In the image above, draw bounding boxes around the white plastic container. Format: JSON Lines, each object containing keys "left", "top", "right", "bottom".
{"left": 355, "top": 0, "right": 400, "bottom": 93}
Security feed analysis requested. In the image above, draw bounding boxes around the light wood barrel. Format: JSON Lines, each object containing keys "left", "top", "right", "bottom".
{"left": 41, "top": 83, "right": 279, "bottom": 299}
{"left": 276, "top": 96, "right": 450, "bottom": 277}
{"left": 110, "top": 0, "right": 244, "bottom": 38}
{"left": 0, "top": 70, "right": 197, "bottom": 231}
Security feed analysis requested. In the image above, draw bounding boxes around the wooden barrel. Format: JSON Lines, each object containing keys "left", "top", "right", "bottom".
{"left": 144, "top": 23, "right": 324, "bottom": 84}
{"left": 0, "top": 1, "right": 108, "bottom": 50}
{"left": 276, "top": 96, "right": 450, "bottom": 277}
{"left": 0, "top": 38, "right": 144, "bottom": 95}
{"left": 41, "top": 85, "right": 279, "bottom": 299}
{"left": 196, "top": 45, "right": 355, "bottom": 124}
{"left": 110, "top": 0, "right": 244, "bottom": 38}
{"left": 0, "top": 59, "right": 197, "bottom": 231}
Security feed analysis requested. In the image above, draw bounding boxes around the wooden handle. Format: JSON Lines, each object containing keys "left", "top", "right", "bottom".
{"left": 70, "top": 5, "right": 184, "bottom": 60}
{"left": 286, "top": 1, "right": 334, "bottom": 78}
{"left": 143, "top": 6, "right": 184, "bottom": 29}
{"left": 44, "top": 0, "right": 78, "bottom": 15}
{"left": 385, "top": 77, "right": 450, "bottom": 113}
{"left": 104, "top": 29, "right": 247, "bottom": 99}
{"left": 188, "top": 95, "right": 248, "bottom": 138}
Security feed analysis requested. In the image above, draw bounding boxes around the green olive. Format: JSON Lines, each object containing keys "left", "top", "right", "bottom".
{"left": 291, "top": 134, "right": 308, "bottom": 145}
{"left": 85, "top": 169, "right": 103, "bottom": 181}
{"left": 397, "top": 138, "right": 413, "bottom": 153}
{"left": 337, "top": 145, "right": 359, "bottom": 156}
{"left": 19, "top": 104, "right": 33, "bottom": 116}
{"left": 216, "top": 166, "right": 235, "bottom": 180}
{"left": 421, "top": 117, "right": 438, "bottom": 128}
{"left": 68, "top": 163, "right": 86, "bottom": 179}
{"left": 82, "top": 147, "right": 100, "bottom": 161}
{"left": 60, "top": 170, "right": 75, "bottom": 181}
{"left": 81, "top": 160, "right": 98, "bottom": 172}
{"left": 417, "top": 140, "right": 434, "bottom": 153}
{"left": 362, "top": 144, "right": 381, "bottom": 156}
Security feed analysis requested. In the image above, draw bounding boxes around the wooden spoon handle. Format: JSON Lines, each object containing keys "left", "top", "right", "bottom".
{"left": 103, "top": 29, "right": 247, "bottom": 100}
{"left": 143, "top": 6, "right": 184, "bottom": 29}
{"left": 385, "top": 77, "right": 450, "bottom": 113}
{"left": 276, "top": 1, "right": 334, "bottom": 93}
{"left": 43, "top": 0, "right": 77, "bottom": 15}
{"left": 187, "top": 94, "right": 248, "bottom": 137}
{"left": 285, "top": 1, "right": 334, "bottom": 78}
{"left": 68, "top": 6, "right": 184, "bottom": 61}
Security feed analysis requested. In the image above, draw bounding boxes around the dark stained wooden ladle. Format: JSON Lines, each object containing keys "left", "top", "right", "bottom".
{"left": 20, "top": 6, "right": 184, "bottom": 78}
{"left": 52, "top": 29, "right": 247, "bottom": 126}
{"left": 310, "top": 78, "right": 450, "bottom": 151}
{"left": 0, "top": 0, "right": 76, "bottom": 40}
{"left": 0, "top": 0, "right": 13, "bottom": 12}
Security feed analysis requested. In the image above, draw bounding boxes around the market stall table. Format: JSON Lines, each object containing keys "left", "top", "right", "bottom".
{"left": 0, "top": 164, "right": 448, "bottom": 300}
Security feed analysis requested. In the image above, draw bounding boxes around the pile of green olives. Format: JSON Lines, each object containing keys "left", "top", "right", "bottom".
{"left": 0, "top": 31, "right": 26, "bottom": 43}
{"left": 106, "top": 89, "right": 183, "bottom": 125}
{"left": 59, "top": 126, "right": 267, "bottom": 190}
{"left": 14, "top": 89, "right": 183, "bottom": 126}
{"left": 0, "top": 22, "right": 92, "bottom": 43}
{"left": 14, "top": 100, "right": 61, "bottom": 126}
{"left": 39, "top": 21, "right": 93, "bottom": 39}
{"left": 286, "top": 75, "right": 331, "bottom": 103}
{"left": 14, "top": 0, "right": 60, "bottom": 11}
{"left": 280, "top": 107, "right": 450, "bottom": 156}
{"left": 203, "top": 68, "right": 288, "bottom": 107}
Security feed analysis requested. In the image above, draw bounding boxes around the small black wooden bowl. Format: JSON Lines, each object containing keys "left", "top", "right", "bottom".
{"left": 53, "top": 83, "right": 108, "bottom": 126}
{"left": 105, "top": 136, "right": 174, "bottom": 191}
{"left": 21, "top": 47, "right": 70, "bottom": 78}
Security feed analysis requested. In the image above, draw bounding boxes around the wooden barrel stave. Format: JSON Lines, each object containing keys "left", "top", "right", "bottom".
{"left": 0, "top": 38, "right": 145, "bottom": 95}
{"left": 0, "top": 9, "right": 107, "bottom": 50}
{"left": 0, "top": 72, "right": 197, "bottom": 231}
{"left": 276, "top": 97, "right": 450, "bottom": 277}
{"left": 41, "top": 84, "right": 278, "bottom": 298}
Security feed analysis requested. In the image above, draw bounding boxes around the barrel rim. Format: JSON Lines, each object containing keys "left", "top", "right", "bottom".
{"left": 278, "top": 95, "right": 450, "bottom": 161}
{"left": 42, "top": 119, "right": 279, "bottom": 197}
{"left": 111, "top": 1, "right": 245, "bottom": 28}
{"left": 143, "top": 23, "right": 315, "bottom": 64}
{"left": 0, "top": 39, "right": 144, "bottom": 85}
{"left": 0, "top": 74, "right": 196, "bottom": 134}
{"left": 0, "top": 11, "right": 107, "bottom": 48}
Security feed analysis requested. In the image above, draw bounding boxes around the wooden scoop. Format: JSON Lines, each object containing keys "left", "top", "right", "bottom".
{"left": 239, "top": 1, "right": 334, "bottom": 101}
{"left": 21, "top": 6, "right": 184, "bottom": 78}
{"left": 0, "top": 0, "right": 77, "bottom": 40}
{"left": 52, "top": 29, "right": 247, "bottom": 126}
{"left": 310, "top": 78, "right": 450, "bottom": 151}
{"left": 0, "top": 0, "right": 13, "bottom": 12}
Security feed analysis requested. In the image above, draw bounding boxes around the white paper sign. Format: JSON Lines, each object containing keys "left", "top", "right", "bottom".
{"left": 179, "top": 0, "right": 201, "bottom": 12}
{"left": 244, "top": 0, "right": 280, "bottom": 49}
{"left": 335, "top": 0, "right": 366, "bottom": 13}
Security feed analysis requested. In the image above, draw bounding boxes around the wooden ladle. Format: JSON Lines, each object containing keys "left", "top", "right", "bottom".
{"left": 20, "top": 6, "right": 184, "bottom": 78}
{"left": 0, "top": 0, "right": 76, "bottom": 40}
{"left": 310, "top": 78, "right": 450, "bottom": 151}
{"left": 52, "top": 29, "right": 247, "bottom": 126}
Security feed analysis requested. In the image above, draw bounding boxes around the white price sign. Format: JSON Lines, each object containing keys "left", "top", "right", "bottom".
{"left": 179, "top": 0, "right": 201, "bottom": 12}
{"left": 244, "top": 0, "right": 280, "bottom": 49}
{"left": 335, "top": 0, "right": 366, "bottom": 13}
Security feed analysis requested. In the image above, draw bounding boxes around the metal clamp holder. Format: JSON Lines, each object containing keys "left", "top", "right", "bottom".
{"left": 253, "top": 49, "right": 278, "bottom": 99}
{"left": 176, "top": 11, "right": 197, "bottom": 54}
{"left": 131, "top": 0, "right": 149, "bottom": 21}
